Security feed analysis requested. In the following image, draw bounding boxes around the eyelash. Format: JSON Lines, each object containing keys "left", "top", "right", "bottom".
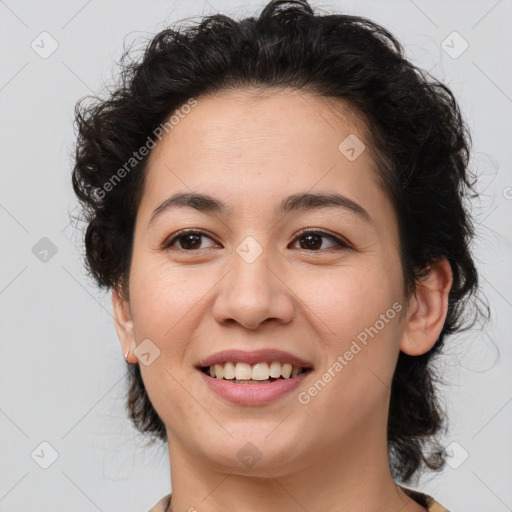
{"left": 161, "top": 228, "right": 351, "bottom": 252}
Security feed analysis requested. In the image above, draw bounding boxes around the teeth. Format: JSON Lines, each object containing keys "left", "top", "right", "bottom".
{"left": 281, "top": 363, "right": 292, "bottom": 378}
{"left": 214, "top": 363, "right": 224, "bottom": 379}
{"left": 269, "top": 361, "right": 282, "bottom": 378}
{"left": 223, "top": 361, "right": 236, "bottom": 379}
{"left": 207, "top": 361, "right": 305, "bottom": 380}
{"left": 251, "top": 362, "right": 270, "bottom": 381}
{"left": 235, "top": 362, "right": 252, "bottom": 380}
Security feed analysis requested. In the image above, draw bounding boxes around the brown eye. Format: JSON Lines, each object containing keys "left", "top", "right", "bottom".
{"left": 162, "top": 229, "right": 350, "bottom": 253}
{"left": 291, "top": 230, "right": 350, "bottom": 251}
{"left": 163, "top": 230, "right": 217, "bottom": 251}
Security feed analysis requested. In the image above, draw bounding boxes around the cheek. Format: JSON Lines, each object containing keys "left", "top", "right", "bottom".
{"left": 128, "top": 261, "right": 207, "bottom": 423}
{"left": 293, "top": 262, "right": 402, "bottom": 345}
{"left": 295, "top": 262, "right": 403, "bottom": 403}
{"left": 298, "top": 273, "right": 403, "bottom": 434}
{"left": 128, "top": 256, "right": 211, "bottom": 336}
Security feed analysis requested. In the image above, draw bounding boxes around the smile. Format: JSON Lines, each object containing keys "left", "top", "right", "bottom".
{"left": 201, "top": 361, "right": 311, "bottom": 382}
{"left": 198, "top": 363, "right": 313, "bottom": 405}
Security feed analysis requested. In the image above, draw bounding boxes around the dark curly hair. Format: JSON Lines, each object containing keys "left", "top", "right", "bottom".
{"left": 71, "top": 0, "right": 488, "bottom": 485}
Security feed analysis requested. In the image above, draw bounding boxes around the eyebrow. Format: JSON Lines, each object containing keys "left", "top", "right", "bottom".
{"left": 149, "top": 191, "right": 372, "bottom": 225}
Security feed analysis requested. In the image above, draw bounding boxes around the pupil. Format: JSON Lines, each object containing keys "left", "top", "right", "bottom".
{"left": 301, "top": 234, "right": 321, "bottom": 250}
{"left": 182, "top": 234, "right": 201, "bottom": 249}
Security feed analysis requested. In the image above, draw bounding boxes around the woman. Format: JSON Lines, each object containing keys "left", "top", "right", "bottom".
{"left": 71, "top": 1, "right": 485, "bottom": 510}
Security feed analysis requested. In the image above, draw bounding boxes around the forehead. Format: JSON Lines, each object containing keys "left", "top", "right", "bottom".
{"left": 151, "top": 87, "right": 375, "bottom": 163}
{"left": 139, "top": 88, "right": 396, "bottom": 237}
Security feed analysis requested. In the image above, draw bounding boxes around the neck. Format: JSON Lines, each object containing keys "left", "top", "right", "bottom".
{"left": 165, "top": 417, "right": 426, "bottom": 512}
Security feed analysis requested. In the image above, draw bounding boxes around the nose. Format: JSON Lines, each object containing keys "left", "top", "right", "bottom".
{"left": 212, "top": 247, "right": 295, "bottom": 330}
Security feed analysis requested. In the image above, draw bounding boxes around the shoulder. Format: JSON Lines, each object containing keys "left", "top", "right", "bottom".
{"left": 428, "top": 501, "right": 451, "bottom": 512}
{"left": 149, "top": 490, "right": 451, "bottom": 512}
{"left": 147, "top": 493, "right": 171, "bottom": 512}
{"left": 398, "top": 484, "right": 451, "bottom": 512}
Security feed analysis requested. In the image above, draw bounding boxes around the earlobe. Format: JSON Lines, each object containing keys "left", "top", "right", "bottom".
{"left": 112, "top": 287, "right": 137, "bottom": 363}
{"left": 400, "top": 257, "right": 453, "bottom": 356}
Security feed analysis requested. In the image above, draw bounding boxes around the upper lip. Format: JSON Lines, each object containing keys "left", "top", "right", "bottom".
{"left": 197, "top": 349, "right": 314, "bottom": 369}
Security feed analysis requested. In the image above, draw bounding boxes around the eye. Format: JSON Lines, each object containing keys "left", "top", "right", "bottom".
{"left": 162, "top": 228, "right": 351, "bottom": 252}
{"left": 290, "top": 229, "right": 350, "bottom": 251}
{"left": 162, "top": 230, "right": 218, "bottom": 251}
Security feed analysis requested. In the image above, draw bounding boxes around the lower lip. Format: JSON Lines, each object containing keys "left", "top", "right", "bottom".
{"left": 198, "top": 369, "right": 311, "bottom": 405}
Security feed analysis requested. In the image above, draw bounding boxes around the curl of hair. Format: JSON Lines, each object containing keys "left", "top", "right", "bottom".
{"left": 72, "top": 0, "right": 488, "bottom": 484}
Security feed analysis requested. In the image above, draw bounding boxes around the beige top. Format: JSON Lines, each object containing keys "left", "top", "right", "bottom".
{"left": 148, "top": 485, "right": 450, "bottom": 512}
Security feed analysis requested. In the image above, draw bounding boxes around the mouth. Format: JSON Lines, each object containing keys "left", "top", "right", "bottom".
{"left": 197, "top": 360, "right": 313, "bottom": 405}
{"left": 198, "top": 362, "right": 313, "bottom": 384}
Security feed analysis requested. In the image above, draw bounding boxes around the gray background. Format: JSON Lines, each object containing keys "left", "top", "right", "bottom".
{"left": 0, "top": 0, "right": 511, "bottom": 510}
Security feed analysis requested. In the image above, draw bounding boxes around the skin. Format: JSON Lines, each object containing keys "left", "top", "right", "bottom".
{"left": 113, "top": 88, "right": 453, "bottom": 512}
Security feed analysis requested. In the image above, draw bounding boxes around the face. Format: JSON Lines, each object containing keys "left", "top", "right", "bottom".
{"left": 115, "top": 88, "right": 411, "bottom": 476}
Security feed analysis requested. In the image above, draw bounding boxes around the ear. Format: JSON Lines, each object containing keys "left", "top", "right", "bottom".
{"left": 112, "top": 286, "right": 137, "bottom": 363}
{"left": 400, "top": 257, "right": 453, "bottom": 356}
